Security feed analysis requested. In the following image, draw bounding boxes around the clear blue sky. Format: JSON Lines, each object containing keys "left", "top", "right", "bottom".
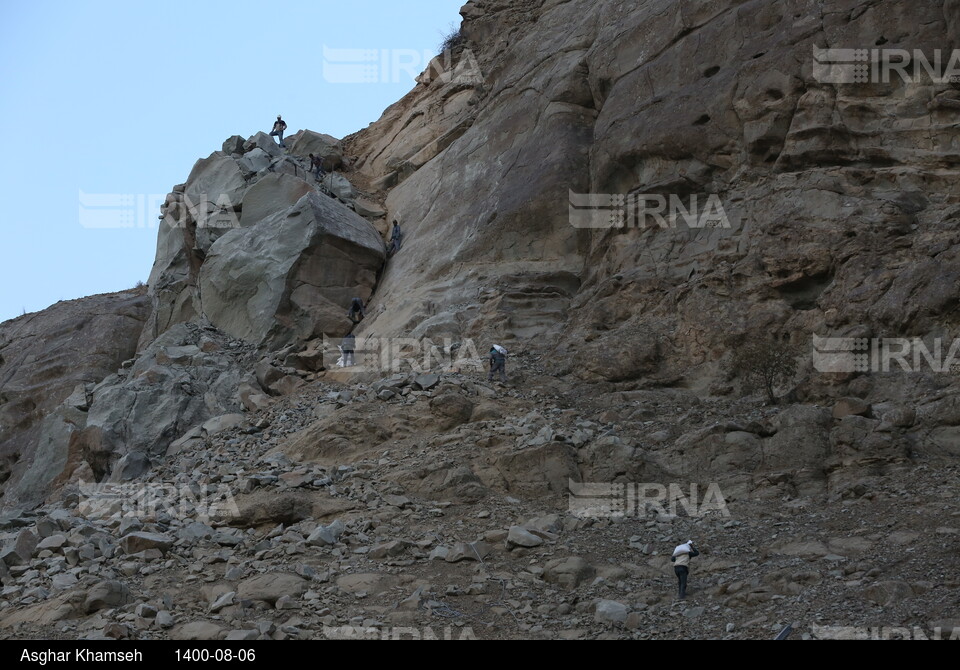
{"left": 0, "top": 0, "right": 464, "bottom": 323}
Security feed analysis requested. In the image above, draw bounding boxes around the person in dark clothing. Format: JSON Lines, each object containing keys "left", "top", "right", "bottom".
{"left": 341, "top": 333, "right": 356, "bottom": 367}
{"left": 388, "top": 220, "right": 402, "bottom": 256}
{"left": 309, "top": 153, "right": 325, "bottom": 181}
{"left": 348, "top": 297, "right": 366, "bottom": 324}
{"left": 488, "top": 345, "right": 508, "bottom": 383}
{"left": 670, "top": 541, "right": 700, "bottom": 600}
{"left": 270, "top": 115, "right": 287, "bottom": 148}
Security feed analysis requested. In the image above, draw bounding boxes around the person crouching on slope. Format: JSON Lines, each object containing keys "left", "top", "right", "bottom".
{"left": 309, "top": 153, "right": 325, "bottom": 181}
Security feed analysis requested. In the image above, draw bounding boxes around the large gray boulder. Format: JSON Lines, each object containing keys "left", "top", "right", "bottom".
{"left": 323, "top": 173, "right": 356, "bottom": 201}
{"left": 199, "top": 192, "right": 384, "bottom": 346}
{"left": 183, "top": 153, "right": 247, "bottom": 211}
{"left": 222, "top": 135, "right": 245, "bottom": 155}
{"left": 289, "top": 130, "right": 343, "bottom": 171}
{"left": 75, "top": 324, "right": 257, "bottom": 467}
{"left": 140, "top": 131, "right": 359, "bottom": 351}
{"left": 238, "top": 148, "right": 272, "bottom": 174}
{"left": 141, "top": 152, "right": 252, "bottom": 349}
{"left": 239, "top": 173, "right": 313, "bottom": 229}
{"left": 244, "top": 131, "right": 283, "bottom": 158}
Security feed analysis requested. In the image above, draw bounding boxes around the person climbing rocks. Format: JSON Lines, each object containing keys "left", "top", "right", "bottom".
{"left": 341, "top": 332, "right": 356, "bottom": 367}
{"left": 488, "top": 344, "right": 508, "bottom": 383}
{"left": 270, "top": 115, "right": 287, "bottom": 148}
{"left": 388, "top": 220, "right": 402, "bottom": 257}
{"left": 347, "top": 297, "right": 366, "bottom": 324}
{"left": 670, "top": 540, "right": 700, "bottom": 600}
{"left": 309, "top": 153, "right": 325, "bottom": 181}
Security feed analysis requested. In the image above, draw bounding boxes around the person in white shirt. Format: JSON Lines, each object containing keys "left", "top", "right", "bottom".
{"left": 670, "top": 541, "right": 700, "bottom": 600}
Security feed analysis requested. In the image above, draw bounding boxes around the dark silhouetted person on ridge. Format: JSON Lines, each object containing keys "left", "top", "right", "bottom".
{"left": 270, "top": 115, "right": 287, "bottom": 148}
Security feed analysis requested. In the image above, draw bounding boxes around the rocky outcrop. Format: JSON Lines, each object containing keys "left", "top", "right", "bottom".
{"left": 199, "top": 192, "right": 384, "bottom": 346}
{"left": 1, "top": 128, "right": 381, "bottom": 511}
{"left": 0, "top": 291, "right": 149, "bottom": 510}
{"left": 77, "top": 324, "right": 257, "bottom": 466}
{"left": 288, "top": 130, "right": 343, "bottom": 172}
{"left": 1, "top": 322, "right": 258, "bottom": 511}
{"left": 140, "top": 129, "right": 369, "bottom": 350}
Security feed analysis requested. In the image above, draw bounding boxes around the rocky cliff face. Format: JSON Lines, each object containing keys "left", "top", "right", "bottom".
{"left": 1, "top": 0, "right": 959, "bottom": 640}
{"left": 350, "top": 0, "right": 960, "bottom": 382}
{"left": 340, "top": 0, "right": 960, "bottom": 487}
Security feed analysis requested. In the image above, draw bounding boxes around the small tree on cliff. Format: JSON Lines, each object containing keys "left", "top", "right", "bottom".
{"left": 730, "top": 335, "right": 799, "bottom": 404}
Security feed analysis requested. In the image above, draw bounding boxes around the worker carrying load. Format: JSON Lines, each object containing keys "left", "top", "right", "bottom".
{"left": 670, "top": 540, "right": 700, "bottom": 600}
{"left": 488, "top": 344, "right": 508, "bottom": 383}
